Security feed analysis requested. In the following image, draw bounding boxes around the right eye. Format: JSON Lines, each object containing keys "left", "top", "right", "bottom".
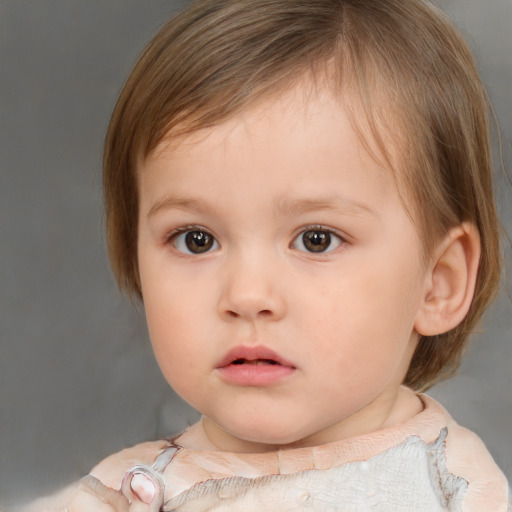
{"left": 171, "top": 229, "right": 219, "bottom": 254}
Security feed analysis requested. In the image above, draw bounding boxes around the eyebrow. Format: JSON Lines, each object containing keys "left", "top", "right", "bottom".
{"left": 275, "top": 196, "right": 377, "bottom": 218}
{"left": 147, "top": 196, "right": 217, "bottom": 218}
{"left": 147, "top": 194, "right": 377, "bottom": 219}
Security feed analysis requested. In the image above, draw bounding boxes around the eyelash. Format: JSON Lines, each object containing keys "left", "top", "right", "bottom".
{"left": 165, "top": 224, "right": 346, "bottom": 255}
{"left": 165, "top": 225, "right": 219, "bottom": 255}
{"left": 291, "top": 225, "right": 346, "bottom": 254}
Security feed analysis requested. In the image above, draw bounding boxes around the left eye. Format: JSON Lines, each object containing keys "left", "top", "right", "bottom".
{"left": 172, "top": 229, "right": 219, "bottom": 254}
{"left": 292, "top": 229, "right": 342, "bottom": 253}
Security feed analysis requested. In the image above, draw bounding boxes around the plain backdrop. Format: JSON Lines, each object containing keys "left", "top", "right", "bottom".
{"left": 1, "top": 0, "right": 511, "bottom": 507}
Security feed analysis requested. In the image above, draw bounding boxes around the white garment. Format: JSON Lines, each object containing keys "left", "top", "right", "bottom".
{"left": 165, "top": 428, "right": 466, "bottom": 511}
{"left": 134, "top": 393, "right": 508, "bottom": 511}
{"left": 23, "top": 392, "right": 510, "bottom": 511}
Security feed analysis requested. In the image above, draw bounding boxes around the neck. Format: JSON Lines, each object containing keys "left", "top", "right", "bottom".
{"left": 177, "top": 386, "right": 423, "bottom": 454}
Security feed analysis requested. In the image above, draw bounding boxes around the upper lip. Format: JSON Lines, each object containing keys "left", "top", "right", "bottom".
{"left": 216, "top": 345, "right": 296, "bottom": 368}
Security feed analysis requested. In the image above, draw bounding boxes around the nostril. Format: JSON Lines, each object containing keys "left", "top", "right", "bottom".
{"left": 225, "top": 309, "right": 274, "bottom": 320}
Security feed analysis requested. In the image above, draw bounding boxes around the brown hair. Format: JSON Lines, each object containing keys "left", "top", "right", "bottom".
{"left": 103, "top": 0, "right": 500, "bottom": 390}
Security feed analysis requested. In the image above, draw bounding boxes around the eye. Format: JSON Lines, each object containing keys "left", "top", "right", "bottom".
{"left": 292, "top": 228, "right": 343, "bottom": 253}
{"left": 172, "top": 229, "right": 219, "bottom": 254}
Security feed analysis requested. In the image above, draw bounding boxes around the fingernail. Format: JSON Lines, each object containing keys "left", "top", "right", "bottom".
{"left": 131, "top": 472, "right": 156, "bottom": 504}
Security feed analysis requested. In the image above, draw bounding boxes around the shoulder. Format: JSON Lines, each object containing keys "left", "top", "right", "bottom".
{"left": 90, "top": 439, "right": 170, "bottom": 490}
{"left": 443, "top": 422, "right": 510, "bottom": 512}
{"left": 18, "top": 441, "right": 169, "bottom": 510}
{"left": 404, "top": 393, "right": 509, "bottom": 511}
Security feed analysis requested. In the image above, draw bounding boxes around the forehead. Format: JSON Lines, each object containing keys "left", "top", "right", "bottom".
{"left": 139, "top": 83, "right": 404, "bottom": 218}
{"left": 149, "top": 76, "right": 402, "bottom": 171}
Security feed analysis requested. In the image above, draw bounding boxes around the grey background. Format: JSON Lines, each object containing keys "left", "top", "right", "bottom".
{"left": 0, "top": 0, "right": 510, "bottom": 507}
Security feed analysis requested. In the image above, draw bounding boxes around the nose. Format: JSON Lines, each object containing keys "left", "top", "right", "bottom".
{"left": 217, "top": 252, "right": 286, "bottom": 322}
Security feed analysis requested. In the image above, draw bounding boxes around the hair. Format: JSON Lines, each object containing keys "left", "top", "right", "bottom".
{"left": 103, "top": 0, "right": 500, "bottom": 391}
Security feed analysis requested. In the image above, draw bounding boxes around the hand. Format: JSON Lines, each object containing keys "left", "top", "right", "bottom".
{"left": 22, "top": 465, "right": 162, "bottom": 511}
{"left": 64, "top": 474, "right": 159, "bottom": 512}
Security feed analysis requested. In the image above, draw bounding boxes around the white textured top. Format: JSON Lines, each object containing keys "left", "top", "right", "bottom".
{"left": 108, "top": 392, "right": 509, "bottom": 511}
{"left": 165, "top": 428, "right": 466, "bottom": 511}
{"left": 25, "top": 391, "right": 510, "bottom": 511}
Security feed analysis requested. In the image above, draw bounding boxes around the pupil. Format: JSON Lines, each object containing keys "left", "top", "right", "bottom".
{"left": 185, "top": 231, "right": 213, "bottom": 253}
{"left": 303, "top": 231, "right": 330, "bottom": 252}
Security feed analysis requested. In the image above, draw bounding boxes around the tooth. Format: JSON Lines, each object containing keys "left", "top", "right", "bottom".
{"left": 230, "top": 358, "right": 281, "bottom": 365}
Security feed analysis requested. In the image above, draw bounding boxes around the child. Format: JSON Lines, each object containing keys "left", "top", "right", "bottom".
{"left": 28, "top": 0, "right": 510, "bottom": 510}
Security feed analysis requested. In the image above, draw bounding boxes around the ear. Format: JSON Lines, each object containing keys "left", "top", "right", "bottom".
{"left": 414, "top": 222, "right": 481, "bottom": 336}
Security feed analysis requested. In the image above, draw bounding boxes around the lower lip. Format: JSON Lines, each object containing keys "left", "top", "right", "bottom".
{"left": 217, "top": 363, "right": 295, "bottom": 386}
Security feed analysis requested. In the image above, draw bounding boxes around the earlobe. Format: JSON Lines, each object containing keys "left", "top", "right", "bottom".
{"left": 414, "top": 223, "right": 481, "bottom": 336}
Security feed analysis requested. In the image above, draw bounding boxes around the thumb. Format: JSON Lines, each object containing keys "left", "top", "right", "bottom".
{"left": 121, "top": 465, "right": 164, "bottom": 512}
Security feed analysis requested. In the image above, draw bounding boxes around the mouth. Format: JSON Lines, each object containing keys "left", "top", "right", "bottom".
{"left": 231, "top": 358, "right": 281, "bottom": 366}
{"left": 216, "top": 345, "right": 296, "bottom": 386}
{"left": 216, "top": 345, "right": 295, "bottom": 369}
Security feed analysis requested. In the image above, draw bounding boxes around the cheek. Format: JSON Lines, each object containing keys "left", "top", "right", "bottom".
{"left": 141, "top": 256, "right": 204, "bottom": 334}
{"left": 298, "top": 266, "right": 421, "bottom": 373}
{"left": 145, "top": 305, "right": 207, "bottom": 403}
{"left": 142, "top": 282, "right": 203, "bottom": 374}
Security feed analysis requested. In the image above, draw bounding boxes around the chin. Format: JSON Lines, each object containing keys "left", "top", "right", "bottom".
{"left": 225, "top": 418, "right": 311, "bottom": 449}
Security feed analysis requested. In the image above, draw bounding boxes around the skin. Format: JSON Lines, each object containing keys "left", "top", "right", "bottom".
{"left": 136, "top": 82, "right": 430, "bottom": 454}
{"left": 29, "top": 84, "right": 481, "bottom": 510}
{"left": 22, "top": 474, "right": 155, "bottom": 511}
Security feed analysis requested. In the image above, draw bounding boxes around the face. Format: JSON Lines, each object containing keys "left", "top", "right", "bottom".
{"left": 137, "top": 84, "right": 430, "bottom": 452}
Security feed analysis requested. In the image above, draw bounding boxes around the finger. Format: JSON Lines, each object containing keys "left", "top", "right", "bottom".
{"left": 68, "top": 475, "right": 129, "bottom": 511}
{"left": 130, "top": 473, "right": 156, "bottom": 504}
{"left": 121, "top": 466, "right": 164, "bottom": 512}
